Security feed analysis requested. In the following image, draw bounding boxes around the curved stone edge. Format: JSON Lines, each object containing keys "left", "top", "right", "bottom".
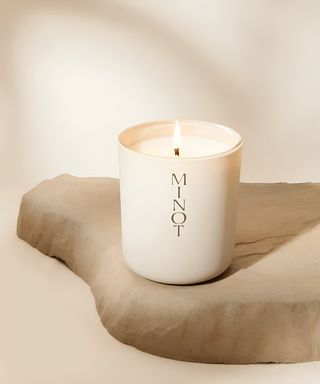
{"left": 16, "top": 175, "right": 320, "bottom": 364}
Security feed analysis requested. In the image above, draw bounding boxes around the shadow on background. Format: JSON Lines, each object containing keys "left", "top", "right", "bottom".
{"left": 0, "top": 0, "right": 251, "bottom": 186}
{"left": 2, "top": 0, "right": 320, "bottom": 186}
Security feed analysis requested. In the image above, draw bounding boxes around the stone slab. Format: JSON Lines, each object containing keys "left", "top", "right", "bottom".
{"left": 17, "top": 175, "right": 320, "bottom": 363}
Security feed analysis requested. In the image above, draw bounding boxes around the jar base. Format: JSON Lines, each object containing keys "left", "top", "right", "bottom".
{"left": 126, "top": 261, "right": 231, "bottom": 285}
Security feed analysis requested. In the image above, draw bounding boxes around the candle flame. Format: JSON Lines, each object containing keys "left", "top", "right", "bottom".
{"left": 173, "top": 120, "right": 181, "bottom": 156}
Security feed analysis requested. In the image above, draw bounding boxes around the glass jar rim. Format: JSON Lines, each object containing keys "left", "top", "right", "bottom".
{"left": 118, "top": 119, "right": 243, "bottom": 160}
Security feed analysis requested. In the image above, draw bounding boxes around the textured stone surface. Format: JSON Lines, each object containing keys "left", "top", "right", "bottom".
{"left": 17, "top": 175, "right": 320, "bottom": 363}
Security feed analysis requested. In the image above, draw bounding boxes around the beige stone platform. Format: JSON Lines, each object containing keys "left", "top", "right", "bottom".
{"left": 17, "top": 175, "right": 320, "bottom": 363}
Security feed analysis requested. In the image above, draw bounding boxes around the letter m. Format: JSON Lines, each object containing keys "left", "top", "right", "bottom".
{"left": 172, "top": 173, "right": 187, "bottom": 186}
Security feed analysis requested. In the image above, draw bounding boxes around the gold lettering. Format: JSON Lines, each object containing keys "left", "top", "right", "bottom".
{"left": 171, "top": 173, "right": 187, "bottom": 237}
{"left": 173, "top": 199, "right": 185, "bottom": 211}
{"left": 171, "top": 212, "right": 187, "bottom": 225}
{"left": 172, "top": 173, "right": 187, "bottom": 186}
{"left": 174, "top": 225, "right": 184, "bottom": 237}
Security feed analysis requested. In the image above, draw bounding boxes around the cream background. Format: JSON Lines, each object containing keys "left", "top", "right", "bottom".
{"left": 1, "top": 0, "right": 320, "bottom": 382}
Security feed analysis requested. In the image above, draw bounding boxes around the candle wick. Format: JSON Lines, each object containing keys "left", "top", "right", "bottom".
{"left": 174, "top": 148, "right": 180, "bottom": 157}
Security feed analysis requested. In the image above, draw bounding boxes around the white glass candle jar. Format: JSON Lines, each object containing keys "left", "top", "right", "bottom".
{"left": 118, "top": 120, "right": 242, "bottom": 285}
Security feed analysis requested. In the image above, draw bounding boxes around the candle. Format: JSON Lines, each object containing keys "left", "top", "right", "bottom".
{"left": 130, "top": 121, "right": 232, "bottom": 157}
{"left": 118, "top": 120, "right": 242, "bottom": 284}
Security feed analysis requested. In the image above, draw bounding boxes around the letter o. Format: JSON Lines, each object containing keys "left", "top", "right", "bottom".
{"left": 171, "top": 212, "right": 186, "bottom": 225}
